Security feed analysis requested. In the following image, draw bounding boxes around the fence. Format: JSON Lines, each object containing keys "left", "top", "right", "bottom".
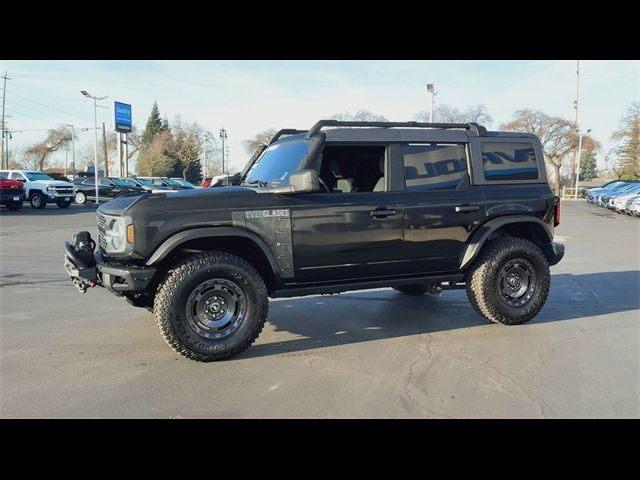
{"left": 561, "top": 186, "right": 587, "bottom": 198}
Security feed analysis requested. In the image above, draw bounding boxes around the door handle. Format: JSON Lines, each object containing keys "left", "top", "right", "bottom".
{"left": 455, "top": 205, "right": 480, "bottom": 213}
{"left": 370, "top": 208, "right": 397, "bottom": 218}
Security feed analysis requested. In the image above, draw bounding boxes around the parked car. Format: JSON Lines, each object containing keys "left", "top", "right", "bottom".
{"left": 629, "top": 198, "right": 640, "bottom": 216}
{"left": 200, "top": 177, "right": 213, "bottom": 188}
{"left": 0, "top": 169, "right": 74, "bottom": 208}
{"left": 170, "top": 178, "right": 197, "bottom": 189}
{"left": 64, "top": 119, "right": 564, "bottom": 362}
{"left": 0, "top": 175, "right": 26, "bottom": 210}
{"left": 124, "top": 178, "right": 171, "bottom": 193}
{"left": 73, "top": 177, "right": 147, "bottom": 204}
{"left": 136, "top": 177, "right": 183, "bottom": 190}
{"left": 585, "top": 181, "right": 627, "bottom": 203}
{"left": 612, "top": 192, "right": 640, "bottom": 213}
{"left": 601, "top": 183, "right": 640, "bottom": 208}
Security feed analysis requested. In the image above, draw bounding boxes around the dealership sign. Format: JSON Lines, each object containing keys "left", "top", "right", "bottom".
{"left": 114, "top": 101, "right": 132, "bottom": 133}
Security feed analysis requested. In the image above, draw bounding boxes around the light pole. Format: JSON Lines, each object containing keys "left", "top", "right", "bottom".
{"left": 81, "top": 90, "right": 108, "bottom": 204}
{"left": 219, "top": 128, "right": 227, "bottom": 185}
{"left": 574, "top": 128, "right": 591, "bottom": 199}
{"left": 427, "top": 83, "right": 438, "bottom": 123}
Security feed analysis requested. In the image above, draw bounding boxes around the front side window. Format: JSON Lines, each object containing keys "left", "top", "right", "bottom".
{"left": 403, "top": 144, "right": 468, "bottom": 191}
{"left": 242, "top": 140, "right": 308, "bottom": 188}
{"left": 482, "top": 142, "right": 539, "bottom": 181}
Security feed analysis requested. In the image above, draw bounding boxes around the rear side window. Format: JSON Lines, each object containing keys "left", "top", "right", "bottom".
{"left": 403, "top": 144, "right": 468, "bottom": 191}
{"left": 482, "top": 142, "right": 539, "bottom": 181}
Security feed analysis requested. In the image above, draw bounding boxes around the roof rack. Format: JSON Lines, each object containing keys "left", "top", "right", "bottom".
{"left": 269, "top": 129, "right": 307, "bottom": 144}
{"left": 304, "top": 120, "right": 487, "bottom": 139}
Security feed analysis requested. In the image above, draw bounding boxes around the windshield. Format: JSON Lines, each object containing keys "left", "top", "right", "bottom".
{"left": 136, "top": 178, "right": 154, "bottom": 186}
{"left": 25, "top": 172, "right": 53, "bottom": 181}
{"left": 164, "top": 178, "right": 182, "bottom": 187}
{"left": 242, "top": 140, "right": 308, "bottom": 187}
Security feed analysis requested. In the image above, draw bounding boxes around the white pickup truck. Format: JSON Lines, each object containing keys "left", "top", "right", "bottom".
{"left": 0, "top": 170, "right": 75, "bottom": 209}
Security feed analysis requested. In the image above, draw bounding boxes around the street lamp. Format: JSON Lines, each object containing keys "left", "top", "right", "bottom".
{"left": 202, "top": 133, "right": 212, "bottom": 180}
{"left": 574, "top": 128, "right": 591, "bottom": 199}
{"left": 81, "top": 90, "right": 108, "bottom": 204}
{"left": 427, "top": 83, "right": 438, "bottom": 123}
{"left": 219, "top": 128, "right": 227, "bottom": 185}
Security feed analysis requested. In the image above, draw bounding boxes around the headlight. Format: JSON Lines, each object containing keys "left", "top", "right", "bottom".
{"left": 104, "top": 217, "right": 126, "bottom": 253}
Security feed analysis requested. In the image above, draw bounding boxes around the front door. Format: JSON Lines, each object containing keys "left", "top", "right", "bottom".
{"left": 291, "top": 144, "right": 404, "bottom": 284}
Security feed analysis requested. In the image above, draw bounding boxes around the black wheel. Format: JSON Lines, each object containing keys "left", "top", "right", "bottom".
{"left": 56, "top": 199, "right": 72, "bottom": 208}
{"left": 466, "top": 237, "right": 550, "bottom": 325}
{"left": 154, "top": 251, "right": 269, "bottom": 362}
{"left": 6, "top": 201, "right": 23, "bottom": 211}
{"left": 393, "top": 284, "right": 429, "bottom": 295}
{"left": 74, "top": 191, "right": 87, "bottom": 204}
{"left": 30, "top": 192, "right": 47, "bottom": 209}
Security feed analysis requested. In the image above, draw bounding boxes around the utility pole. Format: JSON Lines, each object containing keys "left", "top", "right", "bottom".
{"left": 202, "top": 134, "right": 207, "bottom": 180}
{"left": 427, "top": 83, "right": 437, "bottom": 123}
{"left": 571, "top": 60, "right": 580, "bottom": 188}
{"left": 220, "top": 127, "right": 227, "bottom": 185}
{"left": 1, "top": 72, "right": 11, "bottom": 169}
{"left": 102, "top": 122, "right": 109, "bottom": 178}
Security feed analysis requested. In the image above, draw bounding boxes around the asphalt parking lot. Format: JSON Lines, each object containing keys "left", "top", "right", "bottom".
{"left": 1, "top": 201, "right": 639, "bottom": 418}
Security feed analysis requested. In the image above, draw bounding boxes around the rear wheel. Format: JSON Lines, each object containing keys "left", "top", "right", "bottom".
{"left": 30, "top": 192, "right": 47, "bottom": 209}
{"left": 56, "top": 199, "right": 72, "bottom": 208}
{"left": 466, "top": 237, "right": 550, "bottom": 325}
{"left": 154, "top": 251, "right": 269, "bottom": 362}
{"left": 393, "top": 284, "right": 429, "bottom": 295}
{"left": 74, "top": 191, "right": 87, "bottom": 204}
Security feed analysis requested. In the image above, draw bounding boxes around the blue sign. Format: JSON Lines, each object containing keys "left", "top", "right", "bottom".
{"left": 114, "top": 101, "right": 132, "bottom": 133}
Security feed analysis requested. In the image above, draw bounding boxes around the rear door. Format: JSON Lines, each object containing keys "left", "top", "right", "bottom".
{"left": 400, "top": 142, "right": 485, "bottom": 274}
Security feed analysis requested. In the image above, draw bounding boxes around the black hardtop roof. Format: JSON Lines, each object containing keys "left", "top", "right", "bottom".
{"left": 270, "top": 120, "right": 536, "bottom": 145}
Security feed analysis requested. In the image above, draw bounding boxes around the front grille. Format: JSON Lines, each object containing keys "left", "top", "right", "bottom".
{"left": 51, "top": 187, "right": 73, "bottom": 194}
{"left": 96, "top": 213, "right": 107, "bottom": 251}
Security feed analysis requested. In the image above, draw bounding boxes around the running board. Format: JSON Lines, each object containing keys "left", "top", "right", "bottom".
{"left": 272, "top": 274, "right": 465, "bottom": 298}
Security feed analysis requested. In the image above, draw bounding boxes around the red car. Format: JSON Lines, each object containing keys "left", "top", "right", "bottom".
{"left": 0, "top": 177, "right": 25, "bottom": 211}
{"left": 200, "top": 177, "right": 212, "bottom": 188}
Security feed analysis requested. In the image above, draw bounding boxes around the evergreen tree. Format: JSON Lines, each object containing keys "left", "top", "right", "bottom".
{"left": 142, "top": 102, "right": 164, "bottom": 145}
{"left": 185, "top": 158, "right": 203, "bottom": 184}
{"left": 579, "top": 150, "right": 598, "bottom": 182}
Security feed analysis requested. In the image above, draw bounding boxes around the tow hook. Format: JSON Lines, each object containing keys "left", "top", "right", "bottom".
{"left": 72, "top": 277, "right": 95, "bottom": 294}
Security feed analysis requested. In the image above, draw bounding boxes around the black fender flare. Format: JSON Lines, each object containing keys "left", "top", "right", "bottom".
{"left": 459, "top": 216, "right": 553, "bottom": 270}
{"left": 145, "top": 227, "right": 280, "bottom": 275}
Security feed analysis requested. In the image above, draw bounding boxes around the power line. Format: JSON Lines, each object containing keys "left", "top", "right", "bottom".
{"left": 6, "top": 98, "right": 74, "bottom": 125}
{"left": 7, "top": 90, "right": 94, "bottom": 124}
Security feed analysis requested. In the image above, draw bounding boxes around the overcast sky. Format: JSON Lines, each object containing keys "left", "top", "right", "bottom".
{"left": 1, "top": 60, "right": 638, "bottom": 173}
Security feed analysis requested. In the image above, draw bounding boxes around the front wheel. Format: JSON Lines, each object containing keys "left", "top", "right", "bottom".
{"left": 154, "top": 251, "right": 269, "bottom": 362}
{"left": 466, "top": 237, "right": 550, "bottom": 325}
{"left": 30, "top": 192, "right": 47, "bottom": 209}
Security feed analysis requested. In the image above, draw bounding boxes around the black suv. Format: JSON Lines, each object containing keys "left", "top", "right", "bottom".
{"left": 64, "top": 120, "right": 564, "bottom": 362}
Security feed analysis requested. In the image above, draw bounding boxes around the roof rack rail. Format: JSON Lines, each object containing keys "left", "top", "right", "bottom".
{"left": 304, "top": 120, "right": 487, "bottom": 139}
{"left": 269, "top": 129, "right": 307, "bottom": 144}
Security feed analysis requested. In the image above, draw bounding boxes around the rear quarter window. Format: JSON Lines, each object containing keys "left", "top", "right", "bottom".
{"left": 482, "top": 142, "right": 539, "bottom": 181}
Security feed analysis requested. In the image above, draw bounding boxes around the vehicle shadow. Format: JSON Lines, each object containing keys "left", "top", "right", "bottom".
{"left": 0, "top": 204, "right": 99, "bottom": 216}
{"left": 239, "top": 270, "right": 640, "bottom": 360}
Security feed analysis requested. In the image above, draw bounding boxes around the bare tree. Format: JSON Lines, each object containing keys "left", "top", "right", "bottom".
{"left": 167, "top": 120, "right": 203, "bottom": 179}
{"left": 331, "top": 109, "right": 388, "bottom": 122}
{"left": 242, "top": 128, "right": 277, "bottom": 155}
{"left": 136, "top": 131, "right": 174, "bottom": 177}
{"left": 611, "top": 102, "right": 640, "bottom": 180}
{"left": 25, "top": 125, "right": 72, "bottom": 171}
{"left": 20, "top": 148, "right": 42, "bottom": 170}
{"left": 416, "top": 104, "right": 493, "bottom": 127}
{"left": 501, "top": 110, "right": 578, "bottom": 195}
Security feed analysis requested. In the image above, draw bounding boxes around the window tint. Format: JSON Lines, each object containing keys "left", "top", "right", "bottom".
{"left": 403, "top": 144, "right": 468, "bottom": 191}
{"left": 482, "top": 142, "right": 539, "bottom": 181}
{"left": 100, "top": 178, "right": 113, "bottom": 186}
{"left": 10, "top": 172, "right": 24, "bottom": 180}
{"left": 83, "top": 178, "right": 95, "bottom": 186}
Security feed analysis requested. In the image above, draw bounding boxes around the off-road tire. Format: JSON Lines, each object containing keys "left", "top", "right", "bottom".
{"left": 393, "top": 284, "right": 429, "bottom": 295}
{"left": 154, "top": 251, "right": 269, "bottom": 362}
{"left": 74, "top": 191, "right": 87, "bottom": 204}
{"left": 6, "top": 201, "right": 23, "bottom": 211}
{"left": 466, "top": 237, "right": 550, "bottom": 325}
{"left": 56, "top": 199, "right": 72, "bottom": 208}
{"left": 30, "top": 192, "right": 47, "bottom": 209}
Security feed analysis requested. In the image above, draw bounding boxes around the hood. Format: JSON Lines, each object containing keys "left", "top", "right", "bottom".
{"left": 97, "top": 185, "right": 263, "bottom": 216}
{"left": 38, "top": 179, "right": 74, "bottom": 187}
{"left": 0, "top": 179, "right": 24, "bottom": 189}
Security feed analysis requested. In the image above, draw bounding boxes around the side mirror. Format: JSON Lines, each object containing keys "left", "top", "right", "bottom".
{"left": 289, "top": 169, "right": 319, "bottom": 193}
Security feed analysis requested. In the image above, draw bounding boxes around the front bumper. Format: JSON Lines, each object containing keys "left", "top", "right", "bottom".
{"left": 47, "top": 191, "right": 74, "bottom": 201}
{"left": 64, "top": 232, "right": 156, "bottom": 294}
{"left": 542, "top": 241, "right": 565, "bottom": 267}
{"left": 0, "top": 191, "right": 25, "bottom": 202}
